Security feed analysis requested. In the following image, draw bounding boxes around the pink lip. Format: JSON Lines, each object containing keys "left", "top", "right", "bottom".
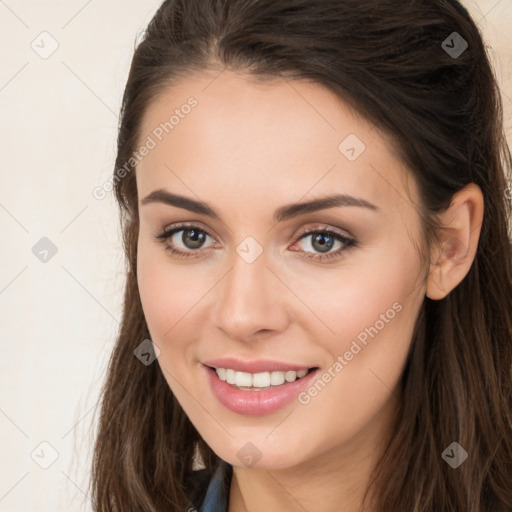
{"left": 203, "top": 364, "right": 320, "bottom": 416}
{"left": 202, "top": 357, "right": 314, "bottom": 374}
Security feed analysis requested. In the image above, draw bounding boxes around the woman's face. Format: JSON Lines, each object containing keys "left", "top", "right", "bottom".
{"left": 135, "top": 70, "right": 427, "bottom": 470}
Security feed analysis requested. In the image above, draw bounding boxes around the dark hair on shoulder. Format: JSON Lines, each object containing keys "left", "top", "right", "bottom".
{"left": 90, "top": 1, "right": 512, "bottom": 510}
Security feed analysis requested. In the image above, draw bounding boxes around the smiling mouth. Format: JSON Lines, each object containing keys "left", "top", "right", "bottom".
{"left": 207, "top": 366, "right": 319, "bottom": 391}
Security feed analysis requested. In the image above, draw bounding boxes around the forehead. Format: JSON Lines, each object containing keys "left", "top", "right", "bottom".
{"left": 136, "top": 70, "right": 418, "bottom": 214}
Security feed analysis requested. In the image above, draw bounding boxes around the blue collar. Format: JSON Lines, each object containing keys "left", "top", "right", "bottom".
{"left": 199, "top": 460, "right": 233, "bottom": 512}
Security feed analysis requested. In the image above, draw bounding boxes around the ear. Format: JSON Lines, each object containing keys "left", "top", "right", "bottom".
{"left": 426, "top": 183, "right": 484, "bottom": 300}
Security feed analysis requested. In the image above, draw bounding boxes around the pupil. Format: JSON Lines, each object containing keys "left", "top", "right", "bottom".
{"left": 183, "top": 229, "right": 206, "bottom": 249}
{"left": 313, "top": 233, "right": 333, "bottom": 253}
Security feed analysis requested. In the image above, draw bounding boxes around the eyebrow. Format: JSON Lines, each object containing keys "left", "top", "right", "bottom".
{"left": 140, "top": 189, "right": 379, "bottom": 223}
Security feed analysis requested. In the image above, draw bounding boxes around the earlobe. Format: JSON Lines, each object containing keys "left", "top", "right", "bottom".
{"left": 426, "top": 183, "right": 484, "bottom": 300}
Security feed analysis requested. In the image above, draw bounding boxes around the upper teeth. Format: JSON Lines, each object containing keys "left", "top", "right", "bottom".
{"left": 215, "top": 368, "right": 308, "bottom": 388}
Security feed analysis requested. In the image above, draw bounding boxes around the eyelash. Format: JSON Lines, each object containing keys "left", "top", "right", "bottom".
{"left": 154, "top": 222, "right": 358, "bottom": 262}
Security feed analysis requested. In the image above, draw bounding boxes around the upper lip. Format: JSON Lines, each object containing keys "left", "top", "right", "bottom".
{"left": 203, "top": 357, "right": 316, "bottom": 374}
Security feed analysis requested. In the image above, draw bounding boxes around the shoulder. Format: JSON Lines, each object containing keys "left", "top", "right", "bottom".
{"left": 188, "top": 466, "right": 211, "bottom": 507}
{"left": 188, "top": 460, "right": 233, "bottom": 512}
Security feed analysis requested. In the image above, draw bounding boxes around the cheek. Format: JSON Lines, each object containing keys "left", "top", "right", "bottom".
{"left": 289, "top": 250, "right": 423, "bottom": 445}
{"left": 136, "top": 251, "right": 205, "bottom": 407}
{"left": 137, "top": 243, "right": 196, "bottom": 352}
{"left": 136, "top": 240, "right": 221, "bottom": 374}
{"left": 295, "top": 243, "right": 421, "bottom": 328}
{"left": 289, "top": 240, "right": 423, "bottom": 365}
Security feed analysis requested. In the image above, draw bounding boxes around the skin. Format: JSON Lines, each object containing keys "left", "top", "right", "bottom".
{"left": 135, "top": 69, "right": 484, "bottom": 512}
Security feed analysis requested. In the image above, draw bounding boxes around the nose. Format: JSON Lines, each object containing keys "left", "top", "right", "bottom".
{"left": 211, "top": 249, "right": 290, "bottom": 343}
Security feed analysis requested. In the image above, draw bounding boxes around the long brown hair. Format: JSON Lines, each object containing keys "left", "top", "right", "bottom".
{"left": 90, "top": 1, "right": 512, "bottom": 510}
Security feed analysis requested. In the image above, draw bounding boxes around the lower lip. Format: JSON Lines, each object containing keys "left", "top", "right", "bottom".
{"left": 203, "top": 364, "right": 319, "bottom": 416}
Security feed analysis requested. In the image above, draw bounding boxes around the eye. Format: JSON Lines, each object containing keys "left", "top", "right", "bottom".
{"left": 154, "top": 223, "right": 216, "bottom": 259}
{"left": 291, "top": 225, "right": 358, "bottom": 262}
{"left": 154, "top": 222, "right": 358, "bottom": 262}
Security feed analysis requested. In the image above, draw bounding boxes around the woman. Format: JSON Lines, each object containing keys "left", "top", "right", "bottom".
{"left": 90, "top": 0, "right": 512, "bottom": 510}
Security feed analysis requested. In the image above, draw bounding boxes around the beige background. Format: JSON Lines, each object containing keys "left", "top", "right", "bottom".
{"left": 0, "top": 1, "right": 510, "bottom": 511}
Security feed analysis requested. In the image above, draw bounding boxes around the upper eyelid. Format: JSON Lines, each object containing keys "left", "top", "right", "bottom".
{"left": 295, "top": 223, "right": 354, "bottom": 240}
{"left": 161, "top": 222, "right": 353, "bottom": 241}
